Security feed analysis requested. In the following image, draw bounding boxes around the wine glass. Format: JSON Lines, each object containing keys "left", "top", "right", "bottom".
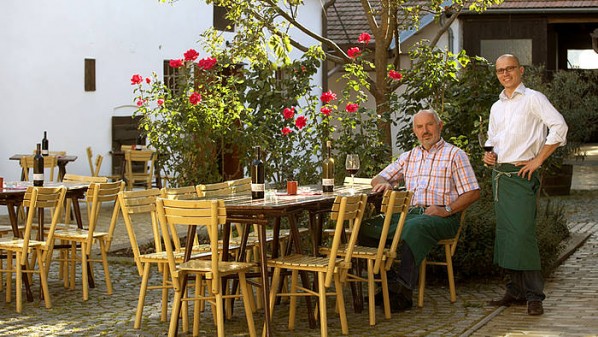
{"left": 345, "top": 154, "right": 360, "bottom": 192}
{"left": 478, "top": 132, "right": 494, "bottom": 167}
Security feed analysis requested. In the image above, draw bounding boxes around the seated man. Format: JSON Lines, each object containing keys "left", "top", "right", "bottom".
{"left": 359, "top": 109, "right": 480, "bottom": 312}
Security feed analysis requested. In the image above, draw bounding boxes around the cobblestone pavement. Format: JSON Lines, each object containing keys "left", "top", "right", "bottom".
{"left": 1, "top": 146, "right": 597, "bottom": 336}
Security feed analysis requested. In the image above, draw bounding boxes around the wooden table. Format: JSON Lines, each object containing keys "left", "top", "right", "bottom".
{"left": 186, "top": 184, "right": 374, "bottom": 337}
{"left": 10, "top": 154, "right": 78, "bottom": 182}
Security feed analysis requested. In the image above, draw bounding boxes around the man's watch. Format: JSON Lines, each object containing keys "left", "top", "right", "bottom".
{"left": 444, "top": 205, "right": 453, "bottom": 214}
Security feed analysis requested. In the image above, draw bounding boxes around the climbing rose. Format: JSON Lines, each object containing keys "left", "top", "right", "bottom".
{"left": 358, "top": 32, "right": 371, "bottom": 44}
{"left": 320, "top": 106, "right": 332, "bottom": 116}
{"left": 295, "top": 116, "right": 307, "bottom": 129}
{"left": 282, "top": 107, "right": 295, "bottom": 120}
{"left": 320, "top": 90, "right": 337, "bottom": 104}
{"left": 281, "top": 127, "right": 292, "bottom": 135}
{"left": 183, "top": 49, "right": 199, "bottom": 61}
{"left": 169, "top": 59, "right": 184, "bottom": 68}
{"left": 130, "top": 74, "right": 143, "bottom": 85}
{"left": 345, "top": 103, "right": 359, "bottom": 113}
{"left": 157, "top": 99, "right": 164, "bottom": 106}
{"left": 189, "top": 92, "right": 202, "bottom": 105}
{"left": 197, "top": 57, "right": 217, "bottom": 70}
{"left": 347, "top": 47, "right": 361, "bottom": 59}
{"left": 145, "top": 77, "right": 151, "bottom": 84}
{"left": 388, "top": 70, "right": 403, "bottom": 81}
{"left": 136, "top": 99, "right": 145, "bottom": 107}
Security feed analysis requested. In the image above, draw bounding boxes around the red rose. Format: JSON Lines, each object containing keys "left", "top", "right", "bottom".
{"left": 189, "top": 92, "right": 202, "bottom": 105}
{"left": 388, "top": 70, "right": 403, "bottom": 81}
{"left": 320, "top": 90, "right": 337, "bottom": 104}
{"left": 347, "top": 47, "right": 361, "bottom": 59}
{"left": 169, "top": 59, "right": 184, "bottom": 68}
{"left": 358, "top": 32, "right": 371, "bottom": 44}
{"left": 130, "top": 74, "right": 143, "bottom": 85}
{"left": 281, "top": 127, "right": 292, "bottom": 135}
{"left": 184, "top": 49, "right": 199, "bottom": 61}
{"left": 145, "top": 77, "right": 151, "bottom": 84}
{"left": 282, "top": 107, "right": 295, "bottom": 119}
{"left": 345, "top": 103, "right": 359, "bottom": 113}
{"left": 198, "top": 57, "right": 217, "bottom": 70}
{"left": 157, "top": 99, "right": 164, "bottom": 106}
{"left": 320, "top": 106, "right": 332, "bottom": 116}
{"left": 136, "top": 99, "right": 145, "bottom": 107}
{"left": 295, "top": 115, "right": 307, "bottom": 129}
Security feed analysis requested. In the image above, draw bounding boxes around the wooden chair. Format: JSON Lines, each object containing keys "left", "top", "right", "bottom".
{"left": 86, "top": 146, "right": 104, "bottom": 177}
{"left": 62, "top": 173, "right": 109, "bottom": 225}
{"left": 123, "top": 149, "right": 155, "bottom": 191}
{"left": 53, "top": 181, "right": 125, "bottom": 300}
{"left": 267, "top": 194, "right": 368, "bottom": 337}
{"left": 0, "top": 186, "right": 66, "bottom": 312}
{"left": 156, "top": 198, "right": 257, "bottom": 337}
{"left": 19, "top": 155, "right": 58, "bottom": 182}
{"left": 321, "top": 190, "right": 413, "bottom": 326}
{"left": 417, "top": 211, "right": 467, "bottom": 307}
{"left": 342, "top": 176, "right": 373, "bottom": 186}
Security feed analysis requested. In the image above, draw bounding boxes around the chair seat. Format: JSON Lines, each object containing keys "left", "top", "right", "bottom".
{"left": 54, "top": 228, "right": 108, "bottom": 240}
{"left": 320, "top": 243, "right": 393, "bottom": 259}
{"left": 139, "top": 250, "right": 212, "bottom": 262}
{"left": 268, "top": 253, "right": 343, "bottom": 271}
{"left": 178, "top": 260, "right": 256, "bottom": 275}
{"left": 0, "top": 238, "right": 44, "bottom": 249}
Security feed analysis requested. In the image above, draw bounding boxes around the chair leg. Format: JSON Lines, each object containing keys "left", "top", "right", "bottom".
{"left": 445, "top": 244, "right": 457, "bottom": 303}
{"left": 168, "top": 282, "right": 184, "bottom": 337}
{"left": 215, "top": 292, "right": 225, "bottom": 337}
{"left": 135, "top": 262, "right": 152, "bottom": 329}
{"left": 16, "top": 254, "right": 23, "bottom": 313}
{"left": 238, "top": 272, "right": 257, "bottom": 337}
{"left": 417, "top": 259, "right": 427, "bottom": 307}
{"left": 161, "top": 265, "right": 170, "bottom": 322}
{"left": 36, "top": 248, "right": 52, "bottom": 309}
{"left": 82, "top": 244, "right": 89, "bottom": 301}
{"left": 317, "top": 271, "right": 328, "bottom": 337}
{"left": 288, "top": 269, "right": 299, "bottom": 330}
{"left": 99, "top": 240, "right": 113, "bottom": 295}
{"left": 6, "top": 252, "right": 13, "bottom": 304}
{"left": 380, "top": 267, "right": 391, "bottom": 319}
{"left": 366, "top": 260, "right": 376, "bottom": 326}
{"left": 193, "top": 274, "right": 201, "bottom": 337}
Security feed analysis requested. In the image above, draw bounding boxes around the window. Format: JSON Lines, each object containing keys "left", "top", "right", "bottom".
{"left": 480, "top": 39, "right": 532, "bottom": 65}
{"left": 163, "top": 60, "right": 182, "bottom": 95}
{"left": 567, "top": 49, "right": 598, "bottom": 69}
{"left": 213, "top": 5, "right": 234, "bottom": 32}
{"left": 84, "top": 58, "right": 96, "bottom": 92}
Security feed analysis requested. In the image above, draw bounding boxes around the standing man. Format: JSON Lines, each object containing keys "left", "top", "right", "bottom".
{"left": 483, "top": 54, "right": 568, "bottom": 316}
{"left": 359, "top": 109, "right": 480, "bottom": 312}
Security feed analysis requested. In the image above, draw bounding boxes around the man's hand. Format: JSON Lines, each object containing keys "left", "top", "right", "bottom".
{"left": 482, "top": 151, "right": 497, "bottom": 166}
{"left": 425, "top": 205, "right": 451, "bottom": 217}
{"left": 515, "top": 158, "right": 542, "bottom": 180}
{"left": 372, "top": 181, "right": 392, "bottom": 193}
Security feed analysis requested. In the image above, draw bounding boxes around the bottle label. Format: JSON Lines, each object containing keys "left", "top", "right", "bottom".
{"left": 251, "top": 183, "right": 265, "bottom": 192}
{"left": 42, "top": 150, "right": 49, "bottom": 156}
{"left": 33, "top": 173, "right": 44, "bottom": 181}
{"left": 322, "top": 179, "right": 334, "bottom": 186}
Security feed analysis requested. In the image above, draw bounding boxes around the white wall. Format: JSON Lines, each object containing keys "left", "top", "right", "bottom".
{"left": 0, "top": 0, "right": 323, "bottom": 183}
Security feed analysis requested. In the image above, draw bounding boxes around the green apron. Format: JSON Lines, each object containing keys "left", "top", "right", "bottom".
{"left": 492, "top": 163, "right": 542, "bottom": 270}
{"left": 358, "top": 208, "right": 460, "bottom": 266}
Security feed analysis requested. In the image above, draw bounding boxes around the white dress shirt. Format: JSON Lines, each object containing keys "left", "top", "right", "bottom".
{"left": 488, "top": 83, "right": 568, "bottom": 163}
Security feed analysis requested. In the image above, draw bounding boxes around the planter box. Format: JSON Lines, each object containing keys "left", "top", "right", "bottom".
{"left": 541, "top": 164, "right": 573, "bottom": 196}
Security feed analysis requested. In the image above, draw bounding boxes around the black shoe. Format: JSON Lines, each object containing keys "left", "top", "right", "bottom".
{"left": 487, "top": 293, "right": 527, "bottom": 307}
{"left": 527, "top": 300, "right": 544, "bottom": 315}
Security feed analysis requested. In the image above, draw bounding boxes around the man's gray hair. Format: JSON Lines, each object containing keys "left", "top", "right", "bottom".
{"left": 412, "top": 109, "right": 442, "bottom": 127}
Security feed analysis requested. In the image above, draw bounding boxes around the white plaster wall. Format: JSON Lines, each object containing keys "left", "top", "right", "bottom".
{"left": 0, "top": 0, "right": 323, "bottom": 184}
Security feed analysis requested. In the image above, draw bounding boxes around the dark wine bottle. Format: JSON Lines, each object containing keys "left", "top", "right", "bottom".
{"left": 41, "top": 131, "right": 49, "bottom": 156}
{"left": 322, "top": 141, "right": 334, "bottom": 192}
{"left": 34, "top": 143, "right": 44, "bottom": 186}
{"left": 251, "top": 146, "right": 265, "bottom": 199}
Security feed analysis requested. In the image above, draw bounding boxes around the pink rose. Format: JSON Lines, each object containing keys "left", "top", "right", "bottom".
{"left": 295, "top": 115, "right": 307, "bottom": 129}
{"left": 282, "top": 107, "right": 295, "bottom": 120}
{"left": 347, "top": 47, "right": 361, "bottom": 59}
{"left": 184, "top": 49, "right": 199, "bottom": 61}
{"left": 169, "top": 59, "right": 184, "bottom": 68}
{"left": 189, "top": 92, "right": 202, "bottom": 105}
{"left": 197, "top": 57, "right": 217, "bottom": 70}
{"left": 388, "top": 70, "right": 403, "bottom": 81}
{"left": 130, "top": 74, "right": 143, "bottom": 85}
{"left": 320, "top": 90, "right": 337, "bottom": 104}
{"left": 157, "top": 99, "right": 164, "bottom": 106}
{"left": 358, "top": 32, "right": 371, "bottom": 44}
{"left": 320, "top": 106, "right": 332, "bottom": 116}
{"left": 136, "top": 99, "right": 144, "bottom": 107}
{"left": 281, "top": 127, "right": 292, "bottom": 135}
{"left": 345, "top": 103, "right": 359, "bottom": 113}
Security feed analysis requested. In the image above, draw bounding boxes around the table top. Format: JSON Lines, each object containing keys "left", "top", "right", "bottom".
{"left": 1, "top": 181, "right": 89, "bottom": 195}
{"left": 10, "top": 154, "right": 78, "bottom": 162}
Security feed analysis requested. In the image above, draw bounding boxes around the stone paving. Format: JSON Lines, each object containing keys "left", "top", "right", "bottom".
{"left": 1, "top": 145, "right": 597, "bottom": 336}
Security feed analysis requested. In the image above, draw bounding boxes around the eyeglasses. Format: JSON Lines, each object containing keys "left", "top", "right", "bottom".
{"left": 495, "top": 65, "right": 519, "bottom": 75}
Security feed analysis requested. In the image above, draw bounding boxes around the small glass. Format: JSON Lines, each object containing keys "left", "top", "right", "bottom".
{"left": 345, "top": 154, "right": 360, "bottom": 193}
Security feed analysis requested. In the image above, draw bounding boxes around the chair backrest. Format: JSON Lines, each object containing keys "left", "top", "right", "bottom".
{"left": 20, "top": 155, "right": 58, "bottom": 182}
{"left": 448, "top": 211, "right": 467, "bottom": 257}
{"left": 377, "top": 190, "right": 413, "bottom": 272}
{"left": 156, "top": 197, "right": 227, "bottom": 294}
{"left": 325, "top": 193, "right": 368, "bottom": 287}
{"left": 343, "top": 177, "right": 373, "bottom": 186}
{"left": 86, "top": 147, "right": 95, "bottom": 176}
{"left": 160, "top": 185, "right": 198, "bottom": 200}
{"left": 226, "top": 177, "right": 252, "bottom": 194}
{"left": 124, "top": 149, "right": 155, "bottom": 189}
{"left": 118, "top": 188, "right": 161, "bottom": 275}
{"left": 63, "top": 173, "right": 108, "bottom": 184}
{"left": 121, "top": 145, "right": 148, "bottom": 151}
{"left": 85, "top": 181, "right": 125, "bottom": 253}
{"left": 21, "top": 186, "right": 67, "bottom": 265}
{"left": 87, "top": 146, "right": 104, "bottom": 177}
{"left": 196, "top": 181, "right": 232, "bottom": 197}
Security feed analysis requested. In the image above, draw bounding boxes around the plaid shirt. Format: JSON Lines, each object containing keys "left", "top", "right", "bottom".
{"left": 378, "top": 139, "right": 479, "bottom": 206}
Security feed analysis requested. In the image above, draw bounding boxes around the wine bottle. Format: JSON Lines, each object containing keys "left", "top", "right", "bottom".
{"left": 251, "top": 146, "right": 265, "bottom": 199}
{"left": 41, "top": 131, "right": 49, "bottom": 156}
{"left": 34, "top": 143, "right": 44, "bottom": 186}
{"left": 322, "top": 140, "right": 334, "bottom": 192}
